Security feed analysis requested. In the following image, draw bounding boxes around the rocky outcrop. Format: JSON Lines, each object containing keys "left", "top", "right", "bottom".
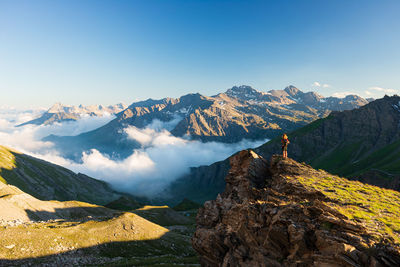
{"left": 193, "top": 150, "right": 400, "bottom": 266}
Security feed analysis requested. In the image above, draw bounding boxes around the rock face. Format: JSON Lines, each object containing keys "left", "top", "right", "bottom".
{"left": 192, "top": 150, "right": 400, "bottom": 266}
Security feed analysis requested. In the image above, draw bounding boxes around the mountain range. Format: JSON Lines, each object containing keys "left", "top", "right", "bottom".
{"left": 161, "top": 95, "right": 400, "bottom": 205}
{"left": 44, "top": 85, "right": 369, "bottom": 160}
{"left": 17, "top": 102, "right": 127, "bottom": 127}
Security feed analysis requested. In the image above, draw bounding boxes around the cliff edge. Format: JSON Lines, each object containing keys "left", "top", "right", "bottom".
{"left": 192, "top": 150, "right": 400, "bottom": 266}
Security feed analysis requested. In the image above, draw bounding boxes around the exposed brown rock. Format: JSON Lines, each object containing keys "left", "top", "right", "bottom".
{"left": 192, "top": 150, "right": 400, "bottom": 266}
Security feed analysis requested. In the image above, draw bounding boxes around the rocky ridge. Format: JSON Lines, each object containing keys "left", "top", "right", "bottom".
{"left": 193, "top": 150, "right": 400, "bottom": 266}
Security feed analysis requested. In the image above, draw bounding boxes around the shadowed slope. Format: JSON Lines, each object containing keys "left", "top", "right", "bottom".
{"left": 0, "top": 145, "right": 121, "bottom": 205}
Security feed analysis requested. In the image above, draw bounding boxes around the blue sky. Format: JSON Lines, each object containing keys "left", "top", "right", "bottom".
{"left": 0, "top": 0, "right": 399, "bottom": 108}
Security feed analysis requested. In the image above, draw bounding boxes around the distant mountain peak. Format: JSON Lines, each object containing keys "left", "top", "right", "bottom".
{"left": 47, "top": 102, "right": 71, "bottom": 113}
{"left": 284, "top": 85, "right": 301, "bottom": 96}
{"left": 17, "top": 102, "right": 127, "bottom": 127}
{"left": 226, "top": 85, "right": 258, "bottom": 94}
{"left": 225, "top": 85, "right": 261, "bottom": 100}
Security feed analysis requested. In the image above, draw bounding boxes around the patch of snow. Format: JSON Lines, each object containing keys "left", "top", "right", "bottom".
{"left": 248, "top": 100, "right": 263, "bottom": 105}
{"left": 283, "top": 105, "right": 293, "bottom": 110}
{"left": 178, "top": 108, "right": 188, "bottom": 114}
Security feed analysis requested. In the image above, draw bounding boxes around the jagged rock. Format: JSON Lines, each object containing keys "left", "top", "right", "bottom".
{"left": 192, "top": 150, "right": 400, "bottom": 266}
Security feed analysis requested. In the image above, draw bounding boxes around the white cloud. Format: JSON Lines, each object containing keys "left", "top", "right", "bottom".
{"left": 146, "top": 115, "right": 182, "bottom": 131}
{"left": 0, "top": 109, "right": 115, "bottom": 154}
{"left": 312, "top": 82, "right": 321, "bottom": 87}
{"left": 0, "top": 109, "right": 268, "bottom": 197}
{"left": 74, "top": 125, "right": 268, "bottom": 196}
{"left": 332, "top": 91, "right": 357, "bottom": 98}
{"left": 364, "top": 91, "right": 373, "bottom": 96}
{"left": 312, "top": 81, "right": 330, "bottom": 88}
{"left": 368, "top": 87, "right": 397, "bottom": 94}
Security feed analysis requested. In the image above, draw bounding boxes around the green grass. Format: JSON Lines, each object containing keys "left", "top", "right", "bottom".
{"left": 173, "top": 198, "right": 201, "bottom": 211}
{"left": 289, "top": 171, "right": 400, "bottom": 243}
{"left": 312, "top": 142, "right": 363, "bottom": 174}
{"left": 311, "top": 139, "right": 400, "bottom": 179}
{"left": 290, "top": 117, "right": 327, "bottom": 138}
{"left": 0, "top": 146, "right": 18, "bottom": 184}
{"left": 106, "top": 255, "right": 200, "bottom": 266}
{"left": 347, "top": 139, "right": 400, "bottom": 176}
{"left": 133, "top": 206, "right": 194, "bottom": 226}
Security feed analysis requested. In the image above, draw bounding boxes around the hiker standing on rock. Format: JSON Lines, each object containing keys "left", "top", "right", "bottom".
{"left": 281, "top": 133, "right": 290, "bottom": 159}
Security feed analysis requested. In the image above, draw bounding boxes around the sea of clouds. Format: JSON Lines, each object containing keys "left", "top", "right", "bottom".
{"left": 0, "top": 109, "right": 268, "bottom": 197}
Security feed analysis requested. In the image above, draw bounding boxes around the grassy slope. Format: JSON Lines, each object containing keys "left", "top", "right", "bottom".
{"left": 0, "top": 145, "right": 119, "bottom": 205}
{"left": 0, "top": 204, "right": 199, "bottom": 266}
{"left": 0, "top": 172, "right": 199, "bottom": 266}
{"left": 283, "top": 163, "right": 400, "bottom": 243}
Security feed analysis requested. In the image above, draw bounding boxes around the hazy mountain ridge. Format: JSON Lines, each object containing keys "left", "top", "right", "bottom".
{"left": 17, "top": 102, "right": 127, "bottom": 127}
{"left": 45, "top": 85, "right": 368, "bottom": 160}
{"left": 193, "top": 150, "right": 400, "bottom": 266}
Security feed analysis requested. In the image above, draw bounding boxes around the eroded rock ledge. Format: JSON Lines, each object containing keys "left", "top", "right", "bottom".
{"left": 192, "top": 150, "right": 400, "bottom": 267}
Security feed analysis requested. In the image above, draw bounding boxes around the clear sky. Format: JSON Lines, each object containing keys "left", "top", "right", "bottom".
{"left": 1, "top": 0, "right": 399, "bottom": 108}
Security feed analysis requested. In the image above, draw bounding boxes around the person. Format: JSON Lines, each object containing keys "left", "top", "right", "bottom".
{"left": 281, "top": 133, "right": 290, "bottom": 159}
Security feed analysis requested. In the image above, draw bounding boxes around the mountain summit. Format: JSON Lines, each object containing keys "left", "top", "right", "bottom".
{"left": 193, "top": 150, "right": 400, "bottom": 266}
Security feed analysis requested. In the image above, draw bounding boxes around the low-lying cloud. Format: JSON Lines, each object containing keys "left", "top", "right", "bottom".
{"left": 0, "top": 109, "right": 116, "bottom": 154}
{"left": 0, "top": 109, "right": 268, "bottom": 197}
